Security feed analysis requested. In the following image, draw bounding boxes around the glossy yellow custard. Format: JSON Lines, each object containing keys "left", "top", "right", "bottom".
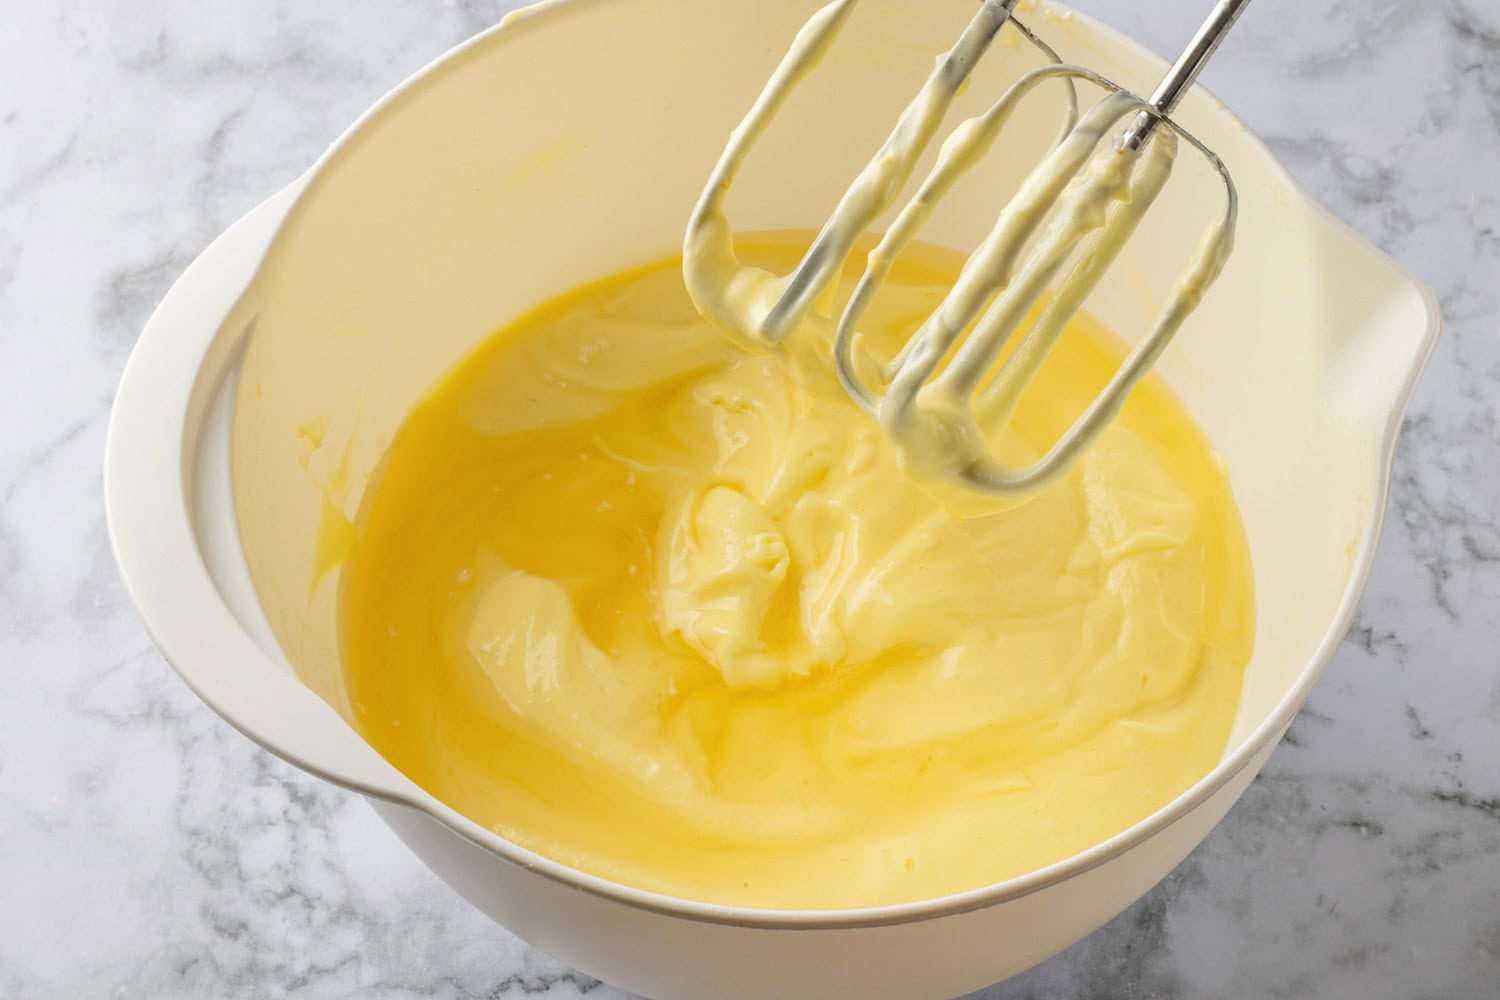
{"left": 340, "top": 236, "right": 1254, "bottom": 909}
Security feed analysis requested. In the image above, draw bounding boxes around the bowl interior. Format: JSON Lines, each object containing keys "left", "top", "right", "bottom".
{"left": 230, "top": 0, "right": 1434, "bottom": 791}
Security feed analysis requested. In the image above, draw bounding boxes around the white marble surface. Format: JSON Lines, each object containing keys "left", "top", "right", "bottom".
{"left": 1, "top": 0, "right": 1496, "bottom": 996}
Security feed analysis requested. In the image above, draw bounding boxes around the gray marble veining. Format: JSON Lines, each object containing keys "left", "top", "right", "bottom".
{"left": 0, "top": 1, "right": 1495, "bottom": 997}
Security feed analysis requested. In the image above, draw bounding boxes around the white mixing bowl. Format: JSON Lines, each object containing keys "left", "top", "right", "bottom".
{"left": 105, "top": 1, "right": 1441, "bottom": 997}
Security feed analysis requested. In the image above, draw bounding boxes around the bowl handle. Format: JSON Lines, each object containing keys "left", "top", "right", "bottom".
{"left": 106, "top": 182, "right": 420, "bottom": 804}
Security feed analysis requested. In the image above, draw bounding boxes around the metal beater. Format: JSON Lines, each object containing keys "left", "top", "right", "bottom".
{"left": 684, "top": 0, "right": 1250, "bottom": 497}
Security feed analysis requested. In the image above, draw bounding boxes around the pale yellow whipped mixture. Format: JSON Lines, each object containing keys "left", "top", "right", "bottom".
{"left": 339, "top": 235, "right": 1254, "bottom": 909}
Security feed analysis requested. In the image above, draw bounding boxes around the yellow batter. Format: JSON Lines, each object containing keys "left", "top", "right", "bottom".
{"left": 340, "top": 236, "right": 1254, "bottom": 910}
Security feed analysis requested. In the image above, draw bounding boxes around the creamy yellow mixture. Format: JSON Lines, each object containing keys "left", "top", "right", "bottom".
{"left": 340, "top": 237, "right": 1253, "bottom": 910}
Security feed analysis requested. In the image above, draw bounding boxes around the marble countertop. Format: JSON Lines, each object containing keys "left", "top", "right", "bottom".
{"left": 2, "top": 0, "right": 1496, "bottom": 996}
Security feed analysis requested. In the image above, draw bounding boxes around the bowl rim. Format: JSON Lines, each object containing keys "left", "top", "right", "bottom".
{"left": 105, "top": 0, "right": 1444, "bottom": 930}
